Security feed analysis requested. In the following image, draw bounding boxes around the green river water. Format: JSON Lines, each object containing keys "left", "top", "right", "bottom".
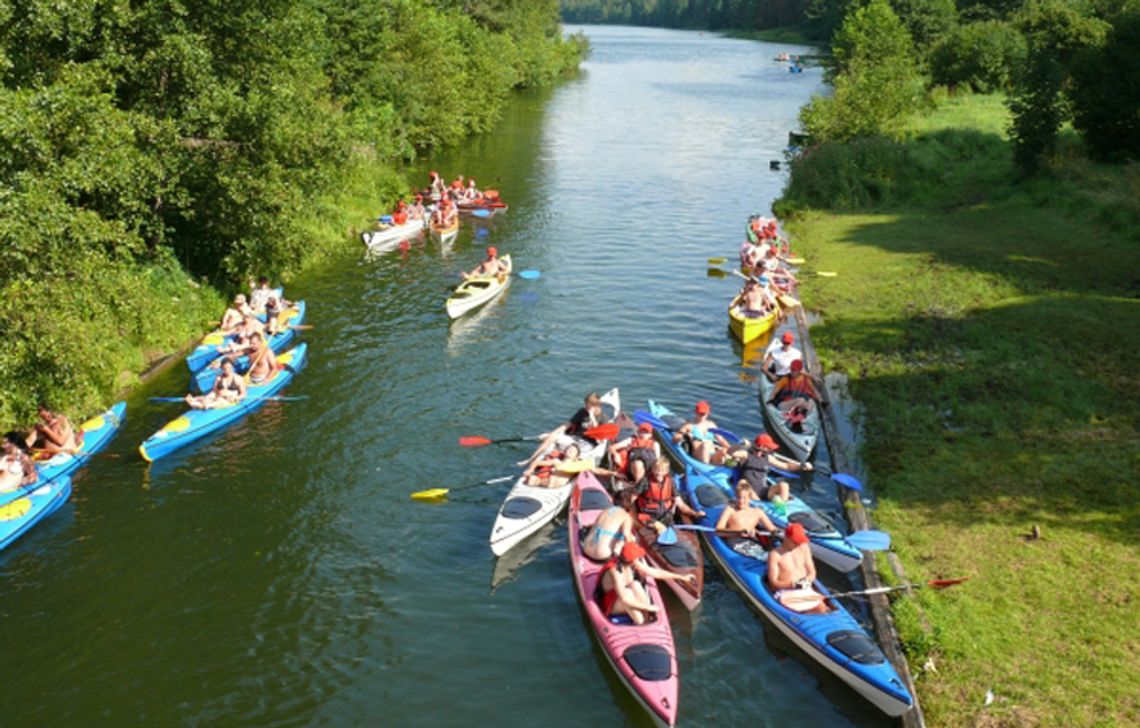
{"left": 1, "top": 26, "right": 895, "bottom": 727}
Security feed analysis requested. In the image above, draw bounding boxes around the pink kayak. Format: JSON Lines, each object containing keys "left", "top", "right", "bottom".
{"left": 568, "top": 471, "right": 679, "bottom": 727}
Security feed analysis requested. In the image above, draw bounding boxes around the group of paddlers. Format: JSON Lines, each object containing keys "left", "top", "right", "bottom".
{"left": 374, "top": 171, "right": 504, "bottom": 233}
{"left": 185, "top": 278, "right": 294, "bottom": 411}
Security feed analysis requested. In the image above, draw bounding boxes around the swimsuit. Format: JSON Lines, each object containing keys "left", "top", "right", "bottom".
{"left": 588, "top": 508, "right": 627, "bottom": 548}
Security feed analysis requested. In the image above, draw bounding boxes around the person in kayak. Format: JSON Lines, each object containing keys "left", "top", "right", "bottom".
{"left": 26, "top": 404, "right": 84, "bottom": 456}
{"left": 724, "top": 433, "right": 809, "bottom": 504}
{"left": 600, "top": 542, "right": 695, "bottom": 625}
{"left": 673, "top": 400, "right": 731, "bottom": 464}
{"left": 763, "top": 331, "right": 802, "bottom": 381}
{"left": 731, "top": 278, "right": 776, "bottom": 317}
{"left": 0, "top": 436, "right": 38, "bottom": 492}
{"left": 216, "top": 315, "right": 265, "bottom": 358}
{"left": 428, "top": 170, "right": 446, "bottom": 199}
{"left": 461, "top": 246, "right": 508, "bottom": 281}
{"left": 432, "top": 196, "right": 458, "bottom": 229}
{"left": 767, "top": 360, "right": 821, "bottom": 427}
{"left": 717, "top": 480, "right": 780, "bottom": 542}
{"left": 463, "top": 179, "right": 481, "bottom": 201}
{"left": 522, "top": 443, "right": 584, "bottom": 489}
{"left": 583, "top": 488, "right": 639, "bottom": 560}
{"left": 245, "top": 332, "right": 279, "bottom": 385}
{"left": 608, "top": 421, "right": 660, "bottom": 489}
{"left": 408, "top": 195, "right": 426, "bottom": 220}
{"left": 635, "top": 458, "right": 705, "bottom": 530}
{"left": 522, "top": 392, "right": 608, "bottom": 468}
{"left": 768, "top": 523, "right": 830, "bottom": 614}
{"left": 186, "top": 358, "right": 246, "bottom": 409}
{"left": 220, "top": 294, "right": 252, "bottom": 333}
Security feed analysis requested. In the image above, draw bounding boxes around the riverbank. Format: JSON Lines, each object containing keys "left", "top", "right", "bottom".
{"left": 778, "top": 93, "right": 1140, "bottom": 726}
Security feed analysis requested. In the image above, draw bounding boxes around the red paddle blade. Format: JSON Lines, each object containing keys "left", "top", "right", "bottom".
{"left": 458, "top": 436, "right": 493, "bottom": 447}
{"left": 584, "top": 423, "right": 620, "bottom": 441}
{"left": 928, "top": 577, "right": 969, "bottom": 588}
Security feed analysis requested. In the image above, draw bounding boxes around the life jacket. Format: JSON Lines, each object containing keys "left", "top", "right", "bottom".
{"left": 774, "top": 374, "right": 816, "bottom": 403}
{"left": 637, "top": 475, "right": 675, "bottom": 519}
{"left": 618, "top": 434, "right": 656, "bottom": 475}
{"left": 392, "top": 211, "right": 408, "bottom": 225}
{"left": 534, "top": 450, "right": 563, "bottom": 479}
{"left": 738, "top": 451, "right": 768, "bottom": 489}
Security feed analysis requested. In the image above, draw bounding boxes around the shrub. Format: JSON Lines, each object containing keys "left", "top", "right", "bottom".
{"left": 931, "top": 20, "right": 1028, "bottom": 91}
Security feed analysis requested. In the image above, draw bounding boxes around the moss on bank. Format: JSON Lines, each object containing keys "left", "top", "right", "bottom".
{"left": 778, "top": 94, "right": 1140, "bottom": 726}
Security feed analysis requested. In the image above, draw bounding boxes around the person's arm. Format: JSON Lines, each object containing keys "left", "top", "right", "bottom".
{"left": 36, "top": 422, "right": 66, "bottom": 448}
{"left": 520, "top": 426, "right": 567, "bottom": 467}
{"left": 715, "top": 507, "right": 733, "bottom": 531}
{"left": 21, "top": 455, "right": 38, "bottom": 485}
{"left": 672, "top": 423, "right": 689, "bottom": 443}
{"left": 767, "top": 550, "right": 786, "bottom": 587}
{"left": 767, "top": 379, "right": 786, "bottom": 404}
{"left": 635, "top": 560, "right": 695, "bottom": 586}
{"left": 234, "top": 377, "right": 247, "bottom": 400}
{"left": 804, "top": 552, "right": 817, "bottom": 585}
{"left": 674, "top": 498, "right": 704, "bottom": 519}
{"left": 769, "top": 452, "right": 811, "bottom": 471}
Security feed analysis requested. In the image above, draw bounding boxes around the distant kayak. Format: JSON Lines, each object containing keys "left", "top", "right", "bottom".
{"left": 446, "top": 255, "right": 512, "bottom": 320}
{"left": 362, "top": 217, "right": 426, "bottom": 253}
{"left": 191, "top": 302, "right": 307, "bottom": 394}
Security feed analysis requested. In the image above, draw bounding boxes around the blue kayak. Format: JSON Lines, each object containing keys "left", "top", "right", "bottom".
{"left": 190, "top": 301, "right": 307, "bottom": 394}
{"left": 185, "top": 289, "right": 287, "bottom": 372}
{"left": 645, "top": 400, "right": 862, "bottom": 572}
{"left": 140, "top": 343, "right": 308, "bottom": 463}
{"left": 679, "top": 465, "right": 913, "bottom": 716}
{"left": 34, "top": 401, "right": 127, "bottom": 485}
{"left": 0, "top": 476, "right": 72, "bottom": 552}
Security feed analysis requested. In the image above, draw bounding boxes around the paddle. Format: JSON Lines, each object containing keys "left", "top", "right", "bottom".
{"left": 459, "top": 423, "right": 619, "bottom": 448}
{"left": 471, "top": 209, "right": 492, "bottom": 219}
{"left": 782, "top": 577, "right": 970, "bottom": 604}
{"left": 288, "top": 324, "right": 314, "bottom": 330}
{"left": 148, "top": 395, "right": 308, "bottom": 403}
{"left": 674, "top": 523, "right": 780, "bottom": 538}
{"left": 845, "top": 529, "right": 891, "bottom": 551}
{"left": 707, "top": 257, "right": 728, "bottom": 265}
{"left": 410, "top": 474, "right": 515, "bottom": 501}
{"left": 516, "top": 270, "right": 541, "bottom": 280}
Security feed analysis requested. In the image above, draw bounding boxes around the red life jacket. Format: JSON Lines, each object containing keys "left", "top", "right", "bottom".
{"left": 534, "top": 450, "right": 563, "bottom": 479}
{"left": 637, "top": 475, "right": 675, "bottom": 518}
{"left": 392, "top": 212, "right": 408, "bottom": 225}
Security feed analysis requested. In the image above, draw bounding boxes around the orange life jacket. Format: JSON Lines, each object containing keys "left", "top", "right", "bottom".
{"left": 637, "top": 475, "right": 675, "bottom": 518}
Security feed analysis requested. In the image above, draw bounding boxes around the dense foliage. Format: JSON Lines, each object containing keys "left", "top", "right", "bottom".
{"left": 560, "top": 0, "right": 811, "bottom": 32}
{"left": 0, "top": 0, "right": 582, "bottom": 425}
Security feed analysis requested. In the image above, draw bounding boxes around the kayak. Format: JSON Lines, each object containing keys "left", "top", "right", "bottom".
{"left": 33, "top": 401, "right": 128, "bottom": 484}
{"left": 457, "top": 198, "right": 508, "bottom": 214}
{"left": 0, "top": 476, "right": 72, "bottom": 552}
{"left": 646, "top": 401, "right": 861, "bottom": 572}
{"left": 678, "top": 466, "right": 913, "bottom": 717}
{"left": 759, "top": 371, "right": 819, "bottom": 463}
{"left": 637, "top": 520, "right": 703, "bottom": 611}
{"left": 446, "top": 255, "right": 512, "bottom": 320}
{"left": 185, "top": 288, "right": 286, "bottom": 372}
{"left": 139, "top": 343, "right": 308, "bottom": 463}
{"left": 430, "top": 217, "right": 459, "bottom": 245}
{"left": 489, "top": 387, "right": 620, "bottom": 557}
{"left": 728, "top": 303, "right": 779, "bottom": 345}
{"left": 191, "top": 301, "right": 307, "bottom": 394}
{"left": 361, "top": 217, "right": 426, "bottom": 252}
{"left": 568, "top": 470, "right": 679, "bottom": 728}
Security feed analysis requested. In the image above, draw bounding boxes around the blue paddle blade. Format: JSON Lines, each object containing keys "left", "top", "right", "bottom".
{"left": 517, "top": 270, "right": 540, "bottom": 280}
{"left": 657, "top": 528, "right": 678, "bottom": 545}
{"left": 847, "top": 529, "right": 890, "bottom": 551}
{"left": 472, "top": 209, "right": 491, "bottom": 218}
{"left": 830, "top": 472, "right": 864, "bottom": 491}
{"left": 379, "top": 214, "right": 393, "bottom": 223}
{"left": 709, "top": 427, "right": 742, "bottom": 445}
{"left": 633, "top": 409, "right": 669, "bottom": 431}
{"left": 475, "top": 228, "right": 489, "bottom": 237}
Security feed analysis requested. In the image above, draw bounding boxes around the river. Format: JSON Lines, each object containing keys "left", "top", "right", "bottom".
{"left": 1, "top": 26, "right": 893, "bottom": 727}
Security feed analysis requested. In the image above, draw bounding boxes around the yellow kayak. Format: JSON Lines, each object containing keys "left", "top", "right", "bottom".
{"left": 728, "top": 303, "right": 778, "bottom": 344}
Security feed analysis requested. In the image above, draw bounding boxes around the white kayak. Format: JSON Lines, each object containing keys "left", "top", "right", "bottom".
{"left": 446, "top": 255, "right": 512, "bottom": 319}
{"left": 361, "top": 217, "right": 425, "bottom": 252}
{"left": 759, "top": 370, "right": 819, "bottom": 463}
{"left": 489, "top": 388, "right": 620, "bottom": 557}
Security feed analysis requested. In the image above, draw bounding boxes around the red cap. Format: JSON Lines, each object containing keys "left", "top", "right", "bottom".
{"left": 791, "top": 359, "right": 804, "bottom": 372}
{"left": 415, "top": 194, "right": 423, "bottom": 201}
{"left": 695, "top": 400, "right": 710, "bottom": 414}
{"left": 754, "top": 434, "right": 779, "bottom": 451}
{"left": 786, "top": 523, "right": 809, "bottom": 545}
{"left": 486, "top": 246, "right": 497, "bottom": 257}
{"left": 781, "top": 331, "right": 794, "bottom": 344}
{"left": 637, "top": 422, "right": 653, "bottom": 433}
{"left": 621, "top": 542, "right": 646, "bottom": 563}
{"left": 430, "top": 170, "right": 438, "bottom": 176}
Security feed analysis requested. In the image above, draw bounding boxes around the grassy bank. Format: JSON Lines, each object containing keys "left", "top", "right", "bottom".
{"left": 778, "top": 94, "right": 1140, "bottom": 726}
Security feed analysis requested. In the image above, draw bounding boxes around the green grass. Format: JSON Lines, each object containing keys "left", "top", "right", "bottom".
{"left": 781, "top": 93, "right": 1140, "bottom": 726}
{"left": 725, "top": 26, "right": 814, "bottom": 45}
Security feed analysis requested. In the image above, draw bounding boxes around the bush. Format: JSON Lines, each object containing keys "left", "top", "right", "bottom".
{"left": 931, "top": 20, "right": 1028, "bottom": 91}
{"left": 1069, "top": 9, "right": 1140, "bottom": 162}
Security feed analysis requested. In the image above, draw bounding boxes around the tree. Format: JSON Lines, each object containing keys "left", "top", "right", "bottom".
{"left": 1069, "top": 8, "right": 1140, "bottom": 162}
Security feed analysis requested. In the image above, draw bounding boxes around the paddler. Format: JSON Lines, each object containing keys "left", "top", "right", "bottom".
{"left": 731, "top": 278, "right": 775, "bottom": 317}
{"left": 763, "top": 331, "right": 802, "bottom": 382}
{"left": 522, "top": 443, "right": 584, "bottom": 489}
{"left": 766, "top": 360, "right": 821, "bottom": 427}
{"left": 599, "top": 542, "right": 696, "bottom": 625}
{"left": 673, "top": 400, "right": 731, "bottom": 464}
{"left": 460, "top": 246, "right": 508, "bottom": 281}
{"left": 216, "top": 315, "right": 265, "bottom": 358}
{"left": 723, "top": 433, "right": 810, "bottom": 506}
{"left": 26, "top": 403, "right": 84, "bottom": 456}
{"left": 428, "top": 170, "right": 446, "bottom": 199}
{"left": 717, "top": 480, "right": 781, "bottom": 544}
{"left": 608, "top": 421, "right": 660, "bottom": 489}
{"left": 634, "top": 459, "right": 705, "bottom": 531}
{"left": 390, "top": 199, "right": 409, "bottom": 226}
{"left": 0, "top": 436, "right": 38, "bottom": 492}
{"left": 582, "top": 488, "right": 639, "bottom": 561}
{"left": 244, "top": 332, "right": 279, "bottom": 385}
{"left": 522, "top": 392, "right": 608, "bottom": 468}
{"left": 463, "top": 178, "right": 481, "bottom": 201}
{"left": 768, "top": 523, "right": 830, "bottom": 614}
{"left": 407, "top": 194, "right": 426, "bottom": 220}
{"left": 185, "top": 358, "right": 245, "bottom": 410}
{"left": 220, "top": 294, "right": 252, "bottom": 333}
{"left": 250, "top": 276, "right": 291, "bottom": 335}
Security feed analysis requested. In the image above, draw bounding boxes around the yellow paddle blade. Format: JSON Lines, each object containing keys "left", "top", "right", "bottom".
{"left": 778, "top": 294, "right": 801, "bottom": 308}
{"left": 786, "top": 257, "right": 805, "bottom": 265}
{"left": 410, "top": 488, "right": 449, "bottom": 501}
{"left": 556, "top": 459, "right": 595, "bottom": 474}
{"left": 816, "top": 271, "right": 838, "bottom": 277}
{"left": 707, "top": 257, "right": 728, "bottom": 265}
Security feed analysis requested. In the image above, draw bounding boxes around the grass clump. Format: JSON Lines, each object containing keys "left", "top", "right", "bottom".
{"left": 778, "top": 92, "right": 1140, "bottom": 726}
